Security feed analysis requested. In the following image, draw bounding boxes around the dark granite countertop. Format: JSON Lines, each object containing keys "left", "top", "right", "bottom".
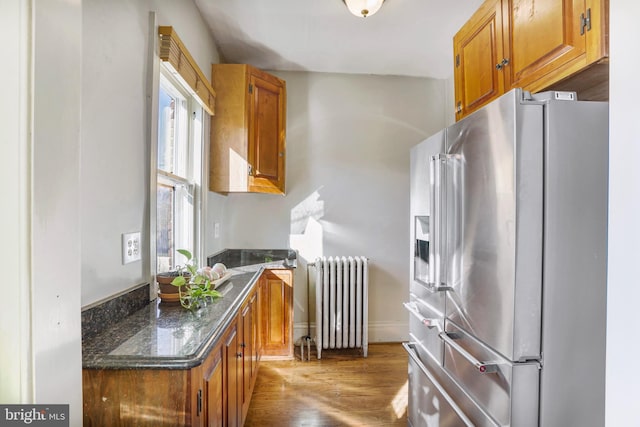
{"left": 82, "top": 249, "right": 295, "bottom": 370}
{"left": 207, "top": 248, "right": 297, "bottom": 269}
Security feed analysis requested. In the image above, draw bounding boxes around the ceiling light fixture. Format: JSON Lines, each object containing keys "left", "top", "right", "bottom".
{"left": 342, "top": 0, "right": 385, "bottom": 18}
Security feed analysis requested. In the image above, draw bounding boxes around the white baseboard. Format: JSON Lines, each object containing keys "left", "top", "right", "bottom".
{"left": 293, "top": 321, "right": 409, "bottom": 345}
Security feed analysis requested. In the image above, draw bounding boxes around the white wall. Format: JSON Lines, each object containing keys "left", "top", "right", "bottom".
{"left": 1, "top": 3, "right": 85, "bottom": 421}
{"left": 0, "top": 0, "right": 34, "bottom": 404}
{"left": 219, "top": 71, "right": 448, "bottom": 342}
{"left": 81, "top": 0, "right": 223, "bottom": 306}
{"left": 606, "top": 0, "right": 640, "bottom": 425}
{"left": 17, "top": 0, "right": 84, "bottom": 423}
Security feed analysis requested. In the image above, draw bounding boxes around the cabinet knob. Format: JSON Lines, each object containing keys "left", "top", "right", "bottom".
{"left": 240, "top": 342, "right": 246, "bottom": 348}
{"left": 236, "top": 352, "right": 243, "bottom": 358}
{"left": 495, "top": 58, "right": 509, "bottom": 70}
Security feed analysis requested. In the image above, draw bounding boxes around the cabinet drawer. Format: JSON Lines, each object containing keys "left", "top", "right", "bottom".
{"left": 442, "top": 322, "right": 539, "bottom": 427}
{"left": 405, "top": 343, "right": 475, "bottom": 427}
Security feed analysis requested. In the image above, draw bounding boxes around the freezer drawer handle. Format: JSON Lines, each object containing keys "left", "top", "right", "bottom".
{"left": 403, "top": 302, "right": 439, "bottom": 328}
{"left": 403, "top": 342, "right": 475, "bottom": 426}
{"left": 439, "top": 332, "right": 500, "bottom": 374}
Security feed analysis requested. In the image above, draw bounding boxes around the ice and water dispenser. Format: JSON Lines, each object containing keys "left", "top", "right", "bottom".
{"left": 414, "top": 216, "right": 429, "bottom": 285}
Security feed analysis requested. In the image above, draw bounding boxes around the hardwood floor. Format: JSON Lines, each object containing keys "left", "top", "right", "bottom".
{"left": 245, "top": 343, "right": 408, "bottom": 427}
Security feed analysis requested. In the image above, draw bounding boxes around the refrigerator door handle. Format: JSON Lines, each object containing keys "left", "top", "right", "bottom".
{"left": 439, "top": 332, "right": 500, "bottom": 374}
{"left": 428, "top": 154, "right": 451, "bottom": 292}
{"left": 403, "top": 342, "right": 475, "bottom": 426}
{"left": 403, "top": 302, "right": 439, "bottom": 328}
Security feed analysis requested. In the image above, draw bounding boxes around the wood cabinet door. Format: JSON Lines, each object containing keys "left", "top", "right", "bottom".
{"left": 83, "top": 369, "right": 192, "bottom": 426}
{"left": 203, "top": 346, "right": 223, "bottom": 427}
{"left": 261, "top": 269, "right": 293, "bottom": 358}
{"left": 248, "top": 70, "right": 286, "bottom": 194}
{"left": 251, "top": 291, "right": 261, "bottom": 371}
{"left": 584, "top": 0, "right": 608, "bottom": 63}
{"left": 240, "top": 301, "right": 253, "bottom": 421}
{"left": 210, "top": 64, "right": 287, "bottom": 194}
{"left": 454, "top": 0, "right": 506, "bottom": 121}
{"left": 506, "top": 0, "right": 589, "bottom": 90}
{"left": 209, "top": 64, "right": 251, "bottom": 193}
{"left": 223, "top": 322, "right": 241, "bottom": 427}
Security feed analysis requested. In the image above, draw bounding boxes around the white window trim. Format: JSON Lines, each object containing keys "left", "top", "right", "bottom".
{"left": 147, "top": 14, "right": 210, "bottom": 294}
{"left": 156, "top": 66, "right": 204, "bottom": 271}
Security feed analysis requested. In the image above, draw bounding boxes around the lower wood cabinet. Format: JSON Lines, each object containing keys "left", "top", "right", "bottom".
{"left": 83, "top": 367, "right": 197, "bottom": 426}
{"left": 202, "top": 341, "right": 224, "bottom": 427}
{"left": 223, "top": 320, "right": 241, "bottom": 427}
{"left": 240, "top": 290, "right": 260, "bottom": 421}
{"left": 82, "top": 268, "right": 293, "bottom": 426}
{"left": 261, "top": 269, "right": 294, "bottom": 359}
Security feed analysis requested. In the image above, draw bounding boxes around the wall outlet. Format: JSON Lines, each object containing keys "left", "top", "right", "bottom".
{"left": 122, "top": 232, "right": 141, "bottom": 264}
{"left": 214, "top": 222, "right": 220, "bottom": 239}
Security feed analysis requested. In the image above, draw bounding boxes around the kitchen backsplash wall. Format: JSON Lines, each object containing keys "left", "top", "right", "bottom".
{"left": 81, "top": 284, "right": 150, "bottom": 341}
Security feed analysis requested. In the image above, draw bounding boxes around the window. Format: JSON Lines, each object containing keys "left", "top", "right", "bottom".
{"left": 156, "top": 70, "right": 204, "bottom": 273}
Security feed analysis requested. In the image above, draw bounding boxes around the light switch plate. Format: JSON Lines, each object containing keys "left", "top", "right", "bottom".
{"left": 122, "top": 232, "right": 141, "bottom": 264}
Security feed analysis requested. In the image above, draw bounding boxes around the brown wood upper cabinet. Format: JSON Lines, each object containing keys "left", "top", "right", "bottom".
{"left": 210, "top": 64, "right": 286, "bottom": 194}
{"left": 453, "top": 0, "right": 506, "bottom": 121}
{"left": 454, "top": 0, "right": 609, "bottom": 120}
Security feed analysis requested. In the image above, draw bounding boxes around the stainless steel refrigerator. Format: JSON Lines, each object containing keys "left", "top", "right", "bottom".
{"left": 404, "top": 88, "right": 608, "bottom": 426}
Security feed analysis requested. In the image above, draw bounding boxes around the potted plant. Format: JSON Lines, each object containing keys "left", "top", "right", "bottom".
{"left": 170, "top": 249, "right": 222, "bottom": 311}
{"left": 156, "top": 269, "right": 191, "bottom": 304}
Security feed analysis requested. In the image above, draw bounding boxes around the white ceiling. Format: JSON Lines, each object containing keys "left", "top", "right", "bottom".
{"left": 194, "top": 0, "right": 484, "bottom": 79}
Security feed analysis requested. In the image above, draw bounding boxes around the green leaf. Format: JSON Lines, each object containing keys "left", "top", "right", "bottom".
{"left": 171, "top": 276, "right": 186, "bottom": 287}
{"left": 177, "top": 249, "right": 193, "bottom": 261}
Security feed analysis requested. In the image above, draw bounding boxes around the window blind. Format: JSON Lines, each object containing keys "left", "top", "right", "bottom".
{"left": 158, "top": 26, "right": 216, "bottom": 115}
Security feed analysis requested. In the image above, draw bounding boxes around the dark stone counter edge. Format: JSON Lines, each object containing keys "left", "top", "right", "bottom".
{"left": 82, "top": 268, "right": 265, "bottom": 370}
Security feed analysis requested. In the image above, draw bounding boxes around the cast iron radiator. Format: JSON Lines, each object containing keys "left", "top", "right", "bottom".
{"left": 314, "top": 256, "right": 369, "bottom": 359}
